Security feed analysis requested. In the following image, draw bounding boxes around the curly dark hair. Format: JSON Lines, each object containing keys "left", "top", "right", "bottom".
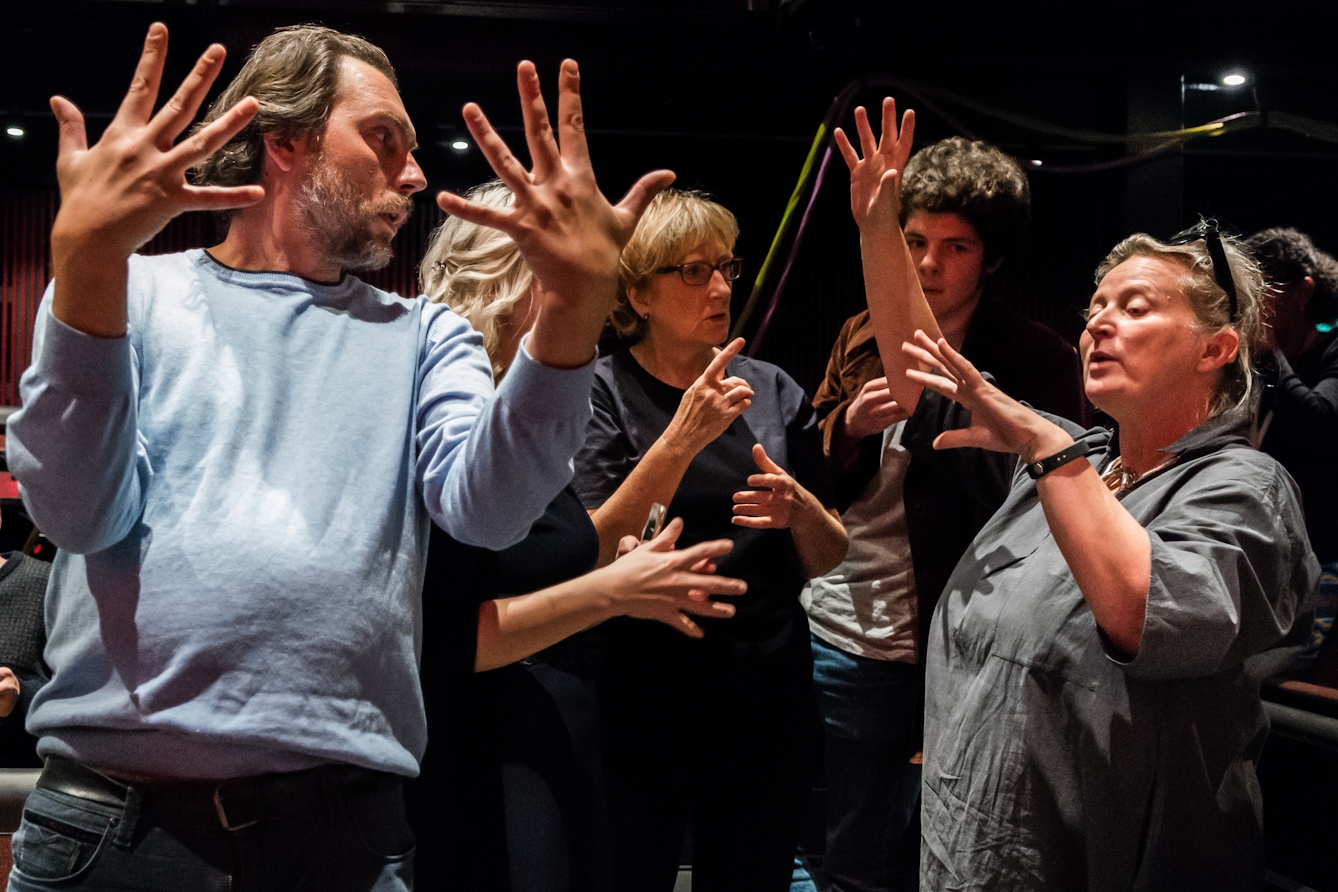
{"left": 191, "top": 26, "right": 397, "bottom": 197}
{"left": 1245, "top": 227, "right": 1338, "bottom": 326}
{"left": 898, "top": 137, "right": 1030, "bottom": 264}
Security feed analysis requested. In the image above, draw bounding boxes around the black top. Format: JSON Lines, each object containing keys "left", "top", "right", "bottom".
{"left": 573, "top": 350, "right": 836, "bottom": 663}
{"left": 1260, "top": 332, "right": 1338, "bottom": 562}
{"left": 0, "top": 552, "right": 52, "bottom": 767}
{"left": 419, "top": 485, "right": 600, "bottom": 685}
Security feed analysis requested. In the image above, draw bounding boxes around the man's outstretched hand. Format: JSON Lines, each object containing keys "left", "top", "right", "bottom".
{"left": 437, "top": 60, "right": 675, "bottom": 369}
{"left": 50, "top": 23, "right": 263, "bottom": 338}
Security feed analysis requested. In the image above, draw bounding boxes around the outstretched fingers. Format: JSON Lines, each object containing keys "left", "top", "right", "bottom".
{"left": 50, "top": 96, "right": 89, "bottom": 158}
{"left": 516, "top": 61, "right": 559, "bottom": 182}
{"left": 165, "top": 95, "right": 258, "bottom": 172}
{"left": 614, "top": 169, "right": 677, "bottom": 231}
{"left": 460, "top": 102, "right": 533, "bottom": 198}
{"left": 833, "top": 126, "right": 860, "bottom": 171}
{"left": 117, "top": 23, "right": 169, "bottom": 126}
{"left": 555, "top": 59, "right": 590, "bottom": 167}
{"left": 149, "top": 43, "right": 229, "bottom": 150}
{"left": 854, "top": 105, "right": 877, "bottom": 159}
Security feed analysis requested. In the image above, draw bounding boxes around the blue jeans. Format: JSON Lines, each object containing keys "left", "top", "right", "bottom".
{"left": 7, "top": 762, "right": 414, "bottom": 892}
{"left": 793, "top": 634, "right": 921, "bottom": 892}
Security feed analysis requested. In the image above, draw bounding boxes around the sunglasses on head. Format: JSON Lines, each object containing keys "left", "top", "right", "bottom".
{"left": 1164, "top": 219, "right": 1238, "bottom": 323}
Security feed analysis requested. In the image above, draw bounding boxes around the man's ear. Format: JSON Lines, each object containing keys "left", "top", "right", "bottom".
{"left": 984, "top": 257, "right": 1004, "bottom": 276}
{"left": 263, "top": 130, "right": 311, "bottom": 174}
{"left": 1198, "top": 327, "right": 1241, "bottom": 372}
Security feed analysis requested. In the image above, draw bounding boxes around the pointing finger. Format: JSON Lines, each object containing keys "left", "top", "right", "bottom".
{"left": 703, "top": 337, "right": 744, "bottom": 385}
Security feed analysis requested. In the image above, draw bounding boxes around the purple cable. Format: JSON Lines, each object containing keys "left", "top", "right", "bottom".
{"left": 747, "top": 142, "right": 835, "bottom": 358}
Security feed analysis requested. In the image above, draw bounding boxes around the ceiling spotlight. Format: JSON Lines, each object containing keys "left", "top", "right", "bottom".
{"left": 1222, "top": 72, "right": 1247, "bottom": 87}
{"left": 5, "top": 126, "right": 23, "bottom": 138}
{"left": 1030, "top": 159, "right": 1043, "bottom": 167}
{"left": 450, "top": 139, "right": 469, "bottom": 152}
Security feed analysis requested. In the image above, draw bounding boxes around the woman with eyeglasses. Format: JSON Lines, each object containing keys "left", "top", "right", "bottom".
{"left": 572, "top": 189, "right": 847, "bottom": 892}
{"left": 841, "top": 101, "right": 1316, "bottom": 891}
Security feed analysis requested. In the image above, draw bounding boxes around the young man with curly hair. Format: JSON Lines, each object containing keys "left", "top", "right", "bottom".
{"left": 796, "top": 137, "right": 1083, "bottom": 892}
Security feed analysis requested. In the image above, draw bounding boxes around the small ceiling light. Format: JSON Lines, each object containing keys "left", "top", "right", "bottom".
{"left": 1222, "top": 72, "right": 1247, "bottom": 87}
{"left": 450, "top": 139, "right": 469, "bottom": 152}
{"left": 5, "top": 126, "right": 23, "bottom": 138}
{"left": 1030, "top": 159, "right": 1043, "bottom": 167}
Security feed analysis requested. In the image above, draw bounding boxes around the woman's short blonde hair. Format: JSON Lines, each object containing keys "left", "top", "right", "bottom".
{"left": 609, "top": 189, "right": 740, "bottom": 343}
{"left": 419, "top": 181, "right": 532, "bottom": 380}
{"left": 1096, "top": 229, "right": 1265, "bottom": 418}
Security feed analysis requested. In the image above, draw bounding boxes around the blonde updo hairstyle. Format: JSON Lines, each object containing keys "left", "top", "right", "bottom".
{"left": 420, "top": 181, "right": 533, "bottom": 380}
{"left": 1095, "top": 229, "right": 1266, "bottom": 419}
{"left": 609, "top": 189, "right": 740, "bottom": 344}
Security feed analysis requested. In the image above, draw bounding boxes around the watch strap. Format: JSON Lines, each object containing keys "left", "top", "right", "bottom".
{"left": 1026, "top": 440, "right": 1097, "bottom": 479}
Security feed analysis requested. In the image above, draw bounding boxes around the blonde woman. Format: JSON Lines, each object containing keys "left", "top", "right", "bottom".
{"left": 410, "top": 181, "right": 745, "bottom": 892}
{"left": 573, "top": 189, "right": 847, "bottom": 892}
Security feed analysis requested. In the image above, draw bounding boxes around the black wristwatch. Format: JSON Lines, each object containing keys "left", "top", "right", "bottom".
{"left": 1025, "top": 441, "right": 1096, "bottom": 479}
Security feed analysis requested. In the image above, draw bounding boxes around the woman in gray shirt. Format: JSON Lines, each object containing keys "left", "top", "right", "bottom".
{"left": 839, "top": 99, "right": 1317, "bottom": 890}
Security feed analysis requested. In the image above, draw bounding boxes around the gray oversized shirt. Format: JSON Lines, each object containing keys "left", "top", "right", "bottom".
{"left": 907, "top": 393, "right": 1318, "bottom": 891}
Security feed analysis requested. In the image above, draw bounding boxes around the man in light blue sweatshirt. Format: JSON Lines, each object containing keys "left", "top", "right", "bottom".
{"left": 3, "top": 23, "right": 672, "bottom": 892}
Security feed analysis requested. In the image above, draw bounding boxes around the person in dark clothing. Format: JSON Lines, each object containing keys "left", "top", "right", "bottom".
{"left": 1247, "top": 227, "right": 1338, "bottom": 668}
{"left": 796, "top": 136, "right": 1082, "bottom": 892}
{"left": 574, "top": 189, "right": 847, "bottom": 892}
{"left": 0, "top": 544, "right": 52, "bottom": 769}
{"left": 409, "top": 181, "right": 747, "bottom": 892}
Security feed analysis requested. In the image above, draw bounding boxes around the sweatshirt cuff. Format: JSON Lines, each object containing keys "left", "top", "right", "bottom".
{"left": 32, "top": 303, "right": 133, "bottom": 400}
{"left": 497, "top": 335, "right": 596, "bottom": 419}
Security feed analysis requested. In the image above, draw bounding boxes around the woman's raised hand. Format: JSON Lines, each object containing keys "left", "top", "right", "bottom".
{"left": 661, "top": 338, "right": 754, "bottom": 458}
{"left": 604, "top": 517, "right": 746, "bottom": 638}
{"left": 834, "top": 97, "right": 915, "bottom": 231}
{"left": 903, "top": 331, "right": 1071, "bottom": 461}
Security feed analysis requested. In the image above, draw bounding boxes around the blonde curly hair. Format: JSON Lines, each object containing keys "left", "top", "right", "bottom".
{"left": 419, "top": 181, "right": 533, "bottom": 380}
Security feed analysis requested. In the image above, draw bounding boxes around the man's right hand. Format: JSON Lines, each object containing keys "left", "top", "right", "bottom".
{"left": 49, "top": 23, "right": 263, "bottom": 338}
{"left": 0, "top": 667, "right": 19, "bottom": 718}
{"left": 437, "top": 60, "right": 675, "bottom": 369}
{"left": 843, "top": 376, "right": 908, "bottom": 439}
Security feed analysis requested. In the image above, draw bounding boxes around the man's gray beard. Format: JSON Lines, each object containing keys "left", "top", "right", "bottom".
{"left": 297, "top": 160, "right": 406, "bottom": 273}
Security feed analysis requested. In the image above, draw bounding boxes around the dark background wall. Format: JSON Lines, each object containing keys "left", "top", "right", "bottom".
{"left": 3, "top": 0, "right": 1337, "bottom": 399}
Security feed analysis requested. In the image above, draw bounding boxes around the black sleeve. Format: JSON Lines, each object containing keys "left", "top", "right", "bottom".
{"left": 572, "top": 371, "right": 638, "bottom": 510}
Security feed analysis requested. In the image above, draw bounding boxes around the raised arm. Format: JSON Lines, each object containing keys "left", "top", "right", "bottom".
{"left": 906, "top": 332, "right": 1152, "bottom": 657}
{"left": 437, "top": 60, "right": 674, "bottom": 371}
{"left": 6, "top": 25, "right": 263, "bottom": 553}
{"left": 588, "top": 339, "right": 754, "bottom": 565}
{"left": 836, "top": 98, "right": 938, "bottom": 414}
{"left": 474, "top": 518, "right": 746, "bottom": 671}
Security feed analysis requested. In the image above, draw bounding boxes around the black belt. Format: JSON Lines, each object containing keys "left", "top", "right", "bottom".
{"left": 37, "top": 755, "right": 392, "bottom": 832}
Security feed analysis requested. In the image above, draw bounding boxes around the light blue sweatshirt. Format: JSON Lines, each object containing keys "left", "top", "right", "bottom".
{"left": 5, "top": 249, "right": 593, "bottom": 779}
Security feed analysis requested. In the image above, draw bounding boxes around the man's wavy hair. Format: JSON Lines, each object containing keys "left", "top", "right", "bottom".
{"left": 898, "top": 137, "right": 1031, "bottom": 265}
{"left": 1246, "top": 227, "right": 1338, "bottom": 327}
{"left": 191, "top": 26, "right": 396, "bottom": 203}
{"left": 420, "top": 182, "right": 533, "bottom": 381}
{"left": 1096, "top": 230, "right": 1265, "bottom": 419}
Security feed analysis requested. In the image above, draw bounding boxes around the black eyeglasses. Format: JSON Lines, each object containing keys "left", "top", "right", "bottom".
{"left": 654, "top": 257, "right": 745, "bottom": 286}
{"left": 1165, "top": 220, "right": 1238, "bottom": 322}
